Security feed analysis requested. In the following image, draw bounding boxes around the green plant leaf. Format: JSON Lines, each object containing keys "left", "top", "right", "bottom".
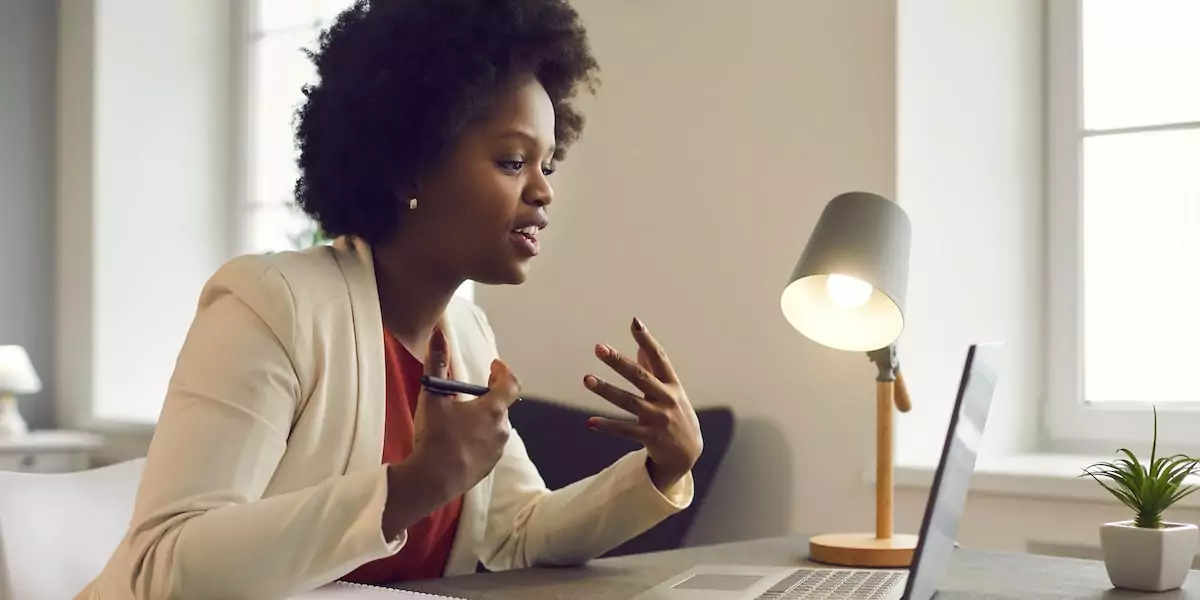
{"left": 1151, "top": 406, "right": 1158, "bottom": 466}
{"left": 1080, "top": 406, "right": 1200, "bottom": 528}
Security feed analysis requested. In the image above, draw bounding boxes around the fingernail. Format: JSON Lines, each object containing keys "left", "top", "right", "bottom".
{"left": 586, "top": 418, "right": 598, "bottom": 430}
{"left": 595, "top": 344, "right": 609, "bottom": 358}
{"left": 429, "top": 330, "right": 448, "bottom": 369}
{"left": 583, "top": 375, "right": 598, "bottom": 389}
{"left": 632, "top": 317, "right": 645, "bottom": 332}
{"left": 431, "top": 328, "right": 447, "bottom": 352}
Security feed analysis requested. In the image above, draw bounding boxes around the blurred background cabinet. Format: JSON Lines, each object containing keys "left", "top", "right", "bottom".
{"left": 0, "top": 430, "right": 103, "bottom": 473}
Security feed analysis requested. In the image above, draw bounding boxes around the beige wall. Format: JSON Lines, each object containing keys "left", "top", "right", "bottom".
{"left": 477, "top": 0, "right": 898, "bottom": 544}
{"left": 480, "top": 0, "right": 1159, "bottom": 558}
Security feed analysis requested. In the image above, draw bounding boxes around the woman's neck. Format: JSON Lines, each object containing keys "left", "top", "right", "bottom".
{"left": 371, "top": 241, "right": 464, "bottom": 356}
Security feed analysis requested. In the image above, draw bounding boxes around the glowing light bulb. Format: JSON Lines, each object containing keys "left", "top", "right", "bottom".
{"left": 826, "top": 274, "right": 873, "bottom": 308}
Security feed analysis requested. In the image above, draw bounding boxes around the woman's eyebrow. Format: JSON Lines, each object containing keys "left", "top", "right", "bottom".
{"left": 493, "top": 129, "right": 555, "bottom": 156}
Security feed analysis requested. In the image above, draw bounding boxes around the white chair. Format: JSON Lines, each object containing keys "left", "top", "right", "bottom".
{"left": 0, "top": 458, "right": 144, "bottom": 600}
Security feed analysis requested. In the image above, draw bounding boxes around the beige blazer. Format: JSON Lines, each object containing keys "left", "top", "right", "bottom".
{"left": 79, "top": 237, "right": 693, "bottom": 600}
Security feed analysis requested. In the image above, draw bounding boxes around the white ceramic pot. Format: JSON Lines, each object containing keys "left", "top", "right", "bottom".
{"left": 1100, "top": 520, "right": 1198, "bottom": 592}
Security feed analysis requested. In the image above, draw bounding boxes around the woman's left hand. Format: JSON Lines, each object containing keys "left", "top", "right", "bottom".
{"left": 584, "top": 317, "right": 703, "bottom": 492}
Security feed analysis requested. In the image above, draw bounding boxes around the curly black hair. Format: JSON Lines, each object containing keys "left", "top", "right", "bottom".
{"left": 293, "top": 0, "right": 600, "bottom": 245}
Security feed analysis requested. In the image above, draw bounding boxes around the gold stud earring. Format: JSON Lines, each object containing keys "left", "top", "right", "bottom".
{"left": 408, "top": 198, "right": 418, "bottom": 210}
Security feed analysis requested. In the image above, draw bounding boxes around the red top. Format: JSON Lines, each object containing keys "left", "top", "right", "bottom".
{"left": 341, "top": 331, "right": 464, "bottom": 584}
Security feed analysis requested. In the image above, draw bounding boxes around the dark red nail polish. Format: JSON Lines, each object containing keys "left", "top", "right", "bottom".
{"left": 632, "top": 317, "right": 644, "bottom": 332}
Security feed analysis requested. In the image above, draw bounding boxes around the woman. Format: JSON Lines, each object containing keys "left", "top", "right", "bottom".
{"left": 80, "top": 0, "right": 703, "bottom": 598}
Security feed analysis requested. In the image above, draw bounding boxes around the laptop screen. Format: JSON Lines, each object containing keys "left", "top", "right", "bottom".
{"left": 902, "top": 342, "right": 1003, "bottom": 600}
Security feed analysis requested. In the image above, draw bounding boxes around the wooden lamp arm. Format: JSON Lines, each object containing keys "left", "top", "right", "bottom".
{"left": 894, "top": 368, "right": 911, "bottom": 413}
{"left": 867, "top": 345, "right": 912, "bottom": 413}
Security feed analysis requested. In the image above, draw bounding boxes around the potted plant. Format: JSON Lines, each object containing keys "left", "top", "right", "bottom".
{"left": 1082, "top": 407, "right": 1200, "bottom": 592}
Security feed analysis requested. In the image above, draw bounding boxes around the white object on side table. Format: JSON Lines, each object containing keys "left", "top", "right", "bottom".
{"left": 0, "top": 345, "right": 42, "bottom": 438}
{"left": 0, "top": 429, "right": 103, "bottom": 473}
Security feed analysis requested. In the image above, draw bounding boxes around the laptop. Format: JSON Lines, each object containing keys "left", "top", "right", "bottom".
{"left": 631, "top": 342, "right": 1004, "bottom": 600}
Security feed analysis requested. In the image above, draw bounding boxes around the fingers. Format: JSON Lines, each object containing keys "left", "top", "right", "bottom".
{"left": 583, "top": 374, "right": 657, "bottom": 419}
{"left": 424, "top": 328, "right": 450, "bottom": 378}
{"left": 630, "top": 318, "right": 679, "bottom": 384}
{"left": 418, "top": 329, "right": 452, "bottom": 408}
{"left": 594, "top": 342, "right": 671, "bottom": 400}
{"left": 637, "top": 347, "right": 653, "bottom": 373}
{"left": 587, "top": 416, "right": 654, "bottom": 444}
{"left": 415, "top": 329, "right": 453, "bottom": 425}
{"left": 484, "top": 359, "right": 522, "bottom": 411}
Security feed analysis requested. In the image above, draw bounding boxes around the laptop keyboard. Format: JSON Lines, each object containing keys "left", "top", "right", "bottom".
{"left": 755, "top": 568, "right": 905, "bottom": 599}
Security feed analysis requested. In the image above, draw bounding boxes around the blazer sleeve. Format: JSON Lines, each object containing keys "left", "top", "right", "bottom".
{"left": 464, "top": 305, "right": 695, "bottom": 571}
{"left": 88, "top": 256, "right": 402, "bottom": 600}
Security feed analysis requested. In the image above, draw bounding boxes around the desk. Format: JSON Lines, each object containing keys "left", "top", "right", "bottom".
{"left": 400, "top": 535, "right": 1200, "bottom": 599}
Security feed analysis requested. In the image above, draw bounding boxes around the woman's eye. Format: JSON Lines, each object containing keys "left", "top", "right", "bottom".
{"left": 498, "top": 160, "right": 525, "bottom": 173}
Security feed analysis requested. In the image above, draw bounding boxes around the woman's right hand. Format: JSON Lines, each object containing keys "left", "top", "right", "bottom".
{"left": 409, "top": 328, "right": 521, "bottom": 503}
{"left": 382, "top": 329, "right": 520, "bottom": 538}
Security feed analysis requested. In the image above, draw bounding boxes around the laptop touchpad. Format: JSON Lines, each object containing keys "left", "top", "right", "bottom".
{"left": 671, "top": 574, "right": 764, "bottom": 591}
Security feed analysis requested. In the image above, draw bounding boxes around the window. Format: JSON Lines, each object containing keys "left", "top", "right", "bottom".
{"left": 242, "top": 0, "right": 351, "bottom": 255}
{"left": 242, "top": 0, "right": 472, "bottom": 300}
{"left": 1045, "top": 0, "right": 1200, "bottom": 450}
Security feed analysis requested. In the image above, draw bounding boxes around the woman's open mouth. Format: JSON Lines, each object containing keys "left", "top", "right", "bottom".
{"left": 509, "top": 225, "right": 540, "bottom": 257}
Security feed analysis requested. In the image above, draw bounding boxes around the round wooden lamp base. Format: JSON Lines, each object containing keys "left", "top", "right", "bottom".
{"left": 808, "top": 533, "right": 919, "bottom": 568}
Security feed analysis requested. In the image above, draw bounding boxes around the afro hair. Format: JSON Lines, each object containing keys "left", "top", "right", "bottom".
{"left": 293, "top": 0, "right": 600, "bottom": 245}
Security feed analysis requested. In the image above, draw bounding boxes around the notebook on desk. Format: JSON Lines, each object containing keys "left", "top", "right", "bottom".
{"left": 629, "top": 342, "right": 1004, "bottom": 600}
{"left": 296, "top": 580, "right": 466, "bottom": 599}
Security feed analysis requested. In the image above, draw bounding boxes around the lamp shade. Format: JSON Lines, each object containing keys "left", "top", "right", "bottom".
{"left": 781, "top": 191, "right": 911, "bottom": 352}
{"left": 0, "top": 346, "right": 41, "bottom": 395}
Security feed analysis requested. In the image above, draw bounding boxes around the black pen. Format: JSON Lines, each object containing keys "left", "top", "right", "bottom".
{"left": 420, "top": 375, "right": 491, "bottom": 397}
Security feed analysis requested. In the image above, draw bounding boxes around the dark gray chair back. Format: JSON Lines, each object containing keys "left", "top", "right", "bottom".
{"left": 508, "top": 397, "right": 735, "bottom": 557}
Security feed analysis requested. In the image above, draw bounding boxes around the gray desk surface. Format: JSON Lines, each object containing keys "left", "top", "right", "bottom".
{"left": 400, "top": 535, "right": 1200, "bottom": 599}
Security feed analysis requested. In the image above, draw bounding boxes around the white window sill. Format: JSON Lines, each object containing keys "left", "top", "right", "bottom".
{"left": 890, "top": 453, "right": 1200, "bottom": 509}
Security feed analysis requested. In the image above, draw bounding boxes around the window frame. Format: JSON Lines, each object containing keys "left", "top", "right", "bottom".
{"left": 1043, "top": 0, "right": 1200, "bottom": 453}
{"left": 236, "top": 1, "right": 330, "bottom": 256}
{"left": 232, "top": 0, "right": 255, "bottom": 257}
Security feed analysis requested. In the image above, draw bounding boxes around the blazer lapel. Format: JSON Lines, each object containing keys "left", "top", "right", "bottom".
{"left": 330, "top": 237, "right": 387, "bottom": 473}
{"left": 439, "top": 302, "right": 495, "bottom": 575}
{"left": 332, "top": 236, "right": 492, "bottom": 574}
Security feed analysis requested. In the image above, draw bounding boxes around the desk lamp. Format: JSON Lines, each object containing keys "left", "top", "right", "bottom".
{"left": 780, "top": 191, "right": 916, "bottom": 568}
{"left": 0, "top": 345, "right": 41, "bottom": 439}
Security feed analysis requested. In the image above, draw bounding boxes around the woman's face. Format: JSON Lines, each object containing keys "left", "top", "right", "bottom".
{"left": 398, "top": 75, "right": 558, "bottom": 287}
